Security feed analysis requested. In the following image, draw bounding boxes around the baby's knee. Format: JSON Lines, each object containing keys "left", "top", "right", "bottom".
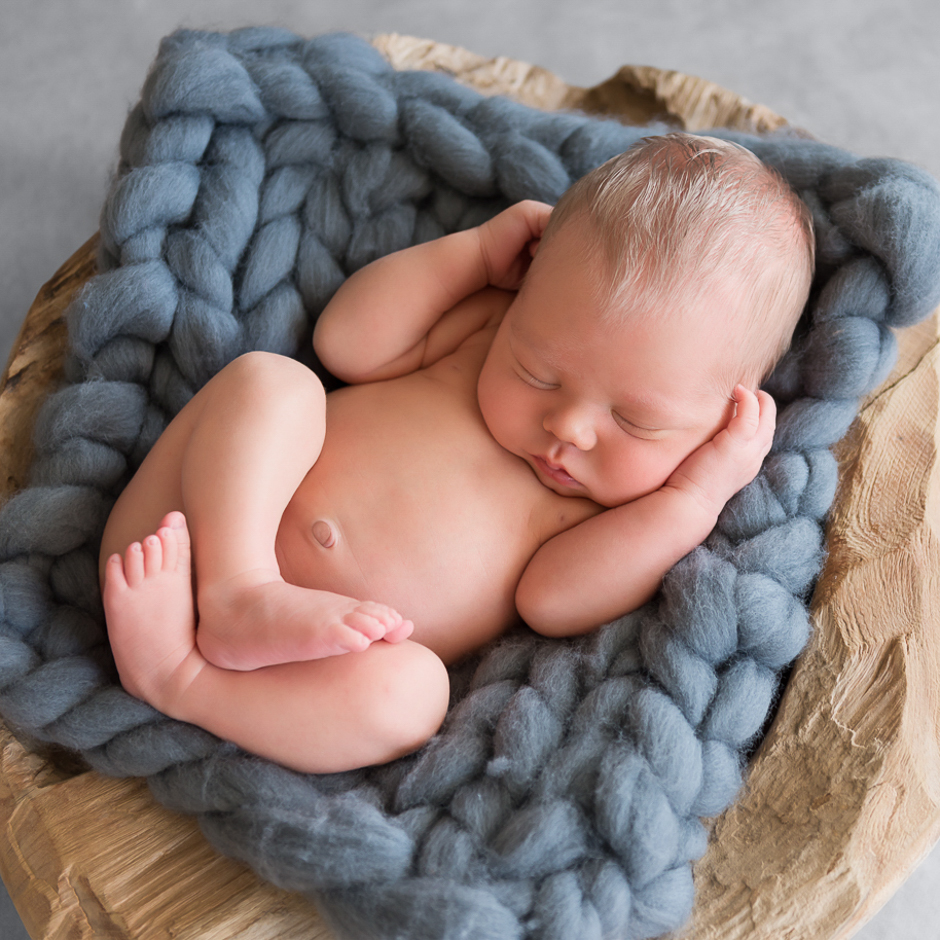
{"left": 367, "top": 642, "right": 450, "bottom": 760}
{"left": 223, "top": 351, "right": 325, "bottom": 411}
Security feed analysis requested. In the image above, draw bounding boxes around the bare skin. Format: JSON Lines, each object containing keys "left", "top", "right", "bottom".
{"left": 101, "top": 200, "right": 776, "bottom": 774}
{"left": 104, "top": 513, "right": 451, "bottom": 772}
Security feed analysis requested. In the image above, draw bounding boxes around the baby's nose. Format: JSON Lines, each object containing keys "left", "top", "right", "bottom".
{"left": 543, "top": 406, "right": 597, "bottom": 450}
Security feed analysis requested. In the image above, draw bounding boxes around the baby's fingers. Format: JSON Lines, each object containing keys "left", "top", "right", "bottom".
{"left": 513, "top": 199, "right": 554, "bottom": 240}
{"left": 755, "top": 389, "right": 777, "bottom": 437}
{"left": 728, "top": 385, "right": 775, "bottom": 442}
{"left": 479, "top": 200, "right": 553, "bottom": 287}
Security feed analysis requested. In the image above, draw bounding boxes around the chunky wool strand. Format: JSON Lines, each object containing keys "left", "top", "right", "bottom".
{"left": 1, "top": 28, "right": 939, "bottom": 940}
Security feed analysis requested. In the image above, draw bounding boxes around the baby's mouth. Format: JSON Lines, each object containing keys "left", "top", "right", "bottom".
{"left": 531, "top": 454, "right": 580, "bottom": 488}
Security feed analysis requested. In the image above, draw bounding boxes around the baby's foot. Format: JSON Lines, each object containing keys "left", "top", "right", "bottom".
{"left": 102, "top": 512, "right": 205, "bottom": 708}
{"left": 196, "top": 572, "right": 415, "bottom": 671}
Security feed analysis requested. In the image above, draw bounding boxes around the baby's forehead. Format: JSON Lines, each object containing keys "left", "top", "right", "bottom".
{"left": 594, "top": 267, "right": 745, "bottom": 334}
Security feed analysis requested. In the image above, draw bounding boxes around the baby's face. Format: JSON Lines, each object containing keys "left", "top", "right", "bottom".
{"left": 477, "top": 222, "right": 738, "bottom": 508}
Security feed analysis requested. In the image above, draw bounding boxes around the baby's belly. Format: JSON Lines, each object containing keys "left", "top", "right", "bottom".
{"left": 274, "top": 379, "right": 551, "bottom": 664}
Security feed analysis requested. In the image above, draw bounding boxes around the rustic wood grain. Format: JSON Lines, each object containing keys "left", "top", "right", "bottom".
{"left": 0, "top": 734, "right": 324, "bottom": 940}
{"left": 373, "top": 32, "right": 790, "bottom": 133}
{"left": 688, "top": 316, "right": 940, "bottom": 940}
{"left": 0, "top": 234, "right": 93, "bottom": 496}
{"left": 0, "top": 32, "right": 933, "bottom": 940}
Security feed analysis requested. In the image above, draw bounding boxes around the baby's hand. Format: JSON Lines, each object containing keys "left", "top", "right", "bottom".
{"left": 477, "top": 200, "right": 553, "bottom": 290}
{"left": 665, "top": 385, "right": 776, "bottom": 518}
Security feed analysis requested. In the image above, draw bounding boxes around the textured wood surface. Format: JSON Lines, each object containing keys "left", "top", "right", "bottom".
{"left": 374, "top": 32, "right": 789, "bottom": 133}
{"left": 0, "top": 32, "right": 934, "bottom": 940}
{"left": 690, "top": 314, "right": 940, "bottom": 940}
{"left": 0, "top": 235, "right": 89, "bottom": 496}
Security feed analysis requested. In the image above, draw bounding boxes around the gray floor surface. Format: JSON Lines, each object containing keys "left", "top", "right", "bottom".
{"left": 2, "top": 1, "right": 940, "bottom": 937}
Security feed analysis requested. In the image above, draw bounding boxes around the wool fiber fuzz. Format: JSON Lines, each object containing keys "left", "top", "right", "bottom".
{"left": 1, "top": 28, "right": 940, "bottom": 940}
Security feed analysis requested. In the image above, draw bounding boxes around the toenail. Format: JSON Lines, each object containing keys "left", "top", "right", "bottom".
{"left": 146, "top": 535, "right": 158, "bottom": 546}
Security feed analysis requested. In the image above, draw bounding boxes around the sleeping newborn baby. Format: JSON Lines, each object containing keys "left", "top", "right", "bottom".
{"left": 99, "top": 133, "right": 814, "bottom": 774}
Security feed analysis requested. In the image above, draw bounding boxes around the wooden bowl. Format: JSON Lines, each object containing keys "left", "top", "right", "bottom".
{"left": 1, "top": 33, "right": 937, "bottom": 940}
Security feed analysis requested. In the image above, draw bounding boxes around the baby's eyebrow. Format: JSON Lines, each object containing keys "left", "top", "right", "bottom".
{"left": 508, "top": 320, "right": 542, "bottom": 353}
{"left": 509, "top": 321, "right": 582, "bottom": 373}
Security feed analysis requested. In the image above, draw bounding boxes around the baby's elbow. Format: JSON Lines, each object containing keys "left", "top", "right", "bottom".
{"left": 517, "top": 573, "right": 647, "bottom": 639}
{"left": 312, "top": 318, "right": 352, "bottom": 381}
{"left": 515, "top": 577, "right": 576, "bottom": 638}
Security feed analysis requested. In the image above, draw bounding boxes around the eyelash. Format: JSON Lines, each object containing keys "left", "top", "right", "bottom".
{"left": 611, "top": 412, "right": 662, "bottom": 440}
{"left": 516, "top": 365, "right": 556, "bottom": 390}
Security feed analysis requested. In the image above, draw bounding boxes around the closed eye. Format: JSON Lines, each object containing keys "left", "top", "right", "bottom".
{"left": 612, "top": 411, "right": 665, "bottom": 440}
{"left": 515, "top": 364, "right": 557, "bottom": 390}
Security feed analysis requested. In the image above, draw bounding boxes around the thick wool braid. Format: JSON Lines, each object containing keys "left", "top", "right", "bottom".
{"left": 0, "top": 27, "right": 939, "bottom": 940}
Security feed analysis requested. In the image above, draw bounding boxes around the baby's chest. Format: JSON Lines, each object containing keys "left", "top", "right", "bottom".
{"left": 287, "top": 378, "right": 545, "bottom": 565}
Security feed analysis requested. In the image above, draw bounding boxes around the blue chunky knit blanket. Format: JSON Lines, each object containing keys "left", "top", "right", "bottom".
{"left": 1, "top": 27, "right": 940, "bottom": 940}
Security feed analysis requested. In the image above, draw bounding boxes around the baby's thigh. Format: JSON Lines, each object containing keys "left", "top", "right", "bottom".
{"left": 99, "top": 352, "right": 327, "bottom": 583}
{"left": 274, "top": 638, "right": 450, "bottom": 772}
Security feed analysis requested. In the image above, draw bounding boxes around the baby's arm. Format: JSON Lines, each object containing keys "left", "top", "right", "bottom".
{"left": 517, "top": 387, "right": 775, "bottom": 636}
{"left": 314, "top": 200, "right": 552, "bottom": 383}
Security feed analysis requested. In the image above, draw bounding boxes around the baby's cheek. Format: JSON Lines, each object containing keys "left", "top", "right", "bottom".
{"left": 613, "top": 445, "right": 685, "bottom": 503}
{"left": 477, "top": 378, "right": 513, "bottom": 449}
{"left": 476, "top": 369, "right": 498, "bottom": 429}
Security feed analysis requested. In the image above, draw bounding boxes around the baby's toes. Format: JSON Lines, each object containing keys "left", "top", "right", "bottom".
{"left": 343, "top": 608, "right": 391, "bottom": 642}
{"left": 104, "top": 554, "right": 129, "bottom": 595}
{"left": 384, "top": 618, "right": 414, "bottom": 644}
{"left": 158, "top": 512, "right": 192, "bottom": 574}
{"left": 156, "top": 526, "right": 178, "bottom": 572}
{"left": 357, "top": 601, "right": 405, "bottom": 630}
{"left": 123, "top": 543, "right": 145, "bottom": 587}
{"left": 332, "top": 622, "right": 373, "bottom": 653}
{"left": 141, "top": 534, "right": 164, "bottom": 576}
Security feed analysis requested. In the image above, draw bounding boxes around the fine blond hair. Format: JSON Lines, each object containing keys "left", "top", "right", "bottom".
{"left": 543, "top": 133, "right": 815, "bottom": 387}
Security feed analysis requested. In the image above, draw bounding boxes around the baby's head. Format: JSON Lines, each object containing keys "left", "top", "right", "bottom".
{"left": 540, "top": 132, "right": 815, "bottom": 390}
{"left": 478, "top": 134, "right": 815, "bottom": 509}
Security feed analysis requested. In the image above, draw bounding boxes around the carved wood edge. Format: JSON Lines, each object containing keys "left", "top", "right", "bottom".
{"left": 687, "top": 315, "right": 940, "bottom": 940}
{"left": 0, "top": 32, "right": 931, "bottom": 940}
{"left": 372, "top": 33, "right": 791, "bottom": 134}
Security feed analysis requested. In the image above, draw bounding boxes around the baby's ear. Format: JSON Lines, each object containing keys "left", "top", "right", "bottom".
{"left": 528, "top": 237, "right": 541, "bottom": 258}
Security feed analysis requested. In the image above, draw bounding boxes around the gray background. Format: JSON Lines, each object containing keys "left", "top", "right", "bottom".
{"left": 2, "top": 1, "right": 939, "bottom": 937}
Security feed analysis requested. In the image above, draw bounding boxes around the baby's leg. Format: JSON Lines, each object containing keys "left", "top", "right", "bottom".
{"left": 181, "top": 352, "right": 415, "bottom": 668}
{"left": 104, "top": 515, "right": 448, "bottom": 773}
{"left": 105, "top": 351, "right": 410, "bottom": 671}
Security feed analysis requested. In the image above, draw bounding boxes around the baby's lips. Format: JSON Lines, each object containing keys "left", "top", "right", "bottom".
{"left": 532, "top": 453, "right": 579, "bottom": 487}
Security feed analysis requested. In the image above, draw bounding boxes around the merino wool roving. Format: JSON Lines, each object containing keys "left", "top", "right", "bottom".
{"left": 1, "top": 27, "right": 940, "bottom": 940}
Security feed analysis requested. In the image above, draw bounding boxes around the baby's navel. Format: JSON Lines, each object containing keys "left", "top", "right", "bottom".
{"left": 312, "top": 519, "right": 336, "bottom": 548}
